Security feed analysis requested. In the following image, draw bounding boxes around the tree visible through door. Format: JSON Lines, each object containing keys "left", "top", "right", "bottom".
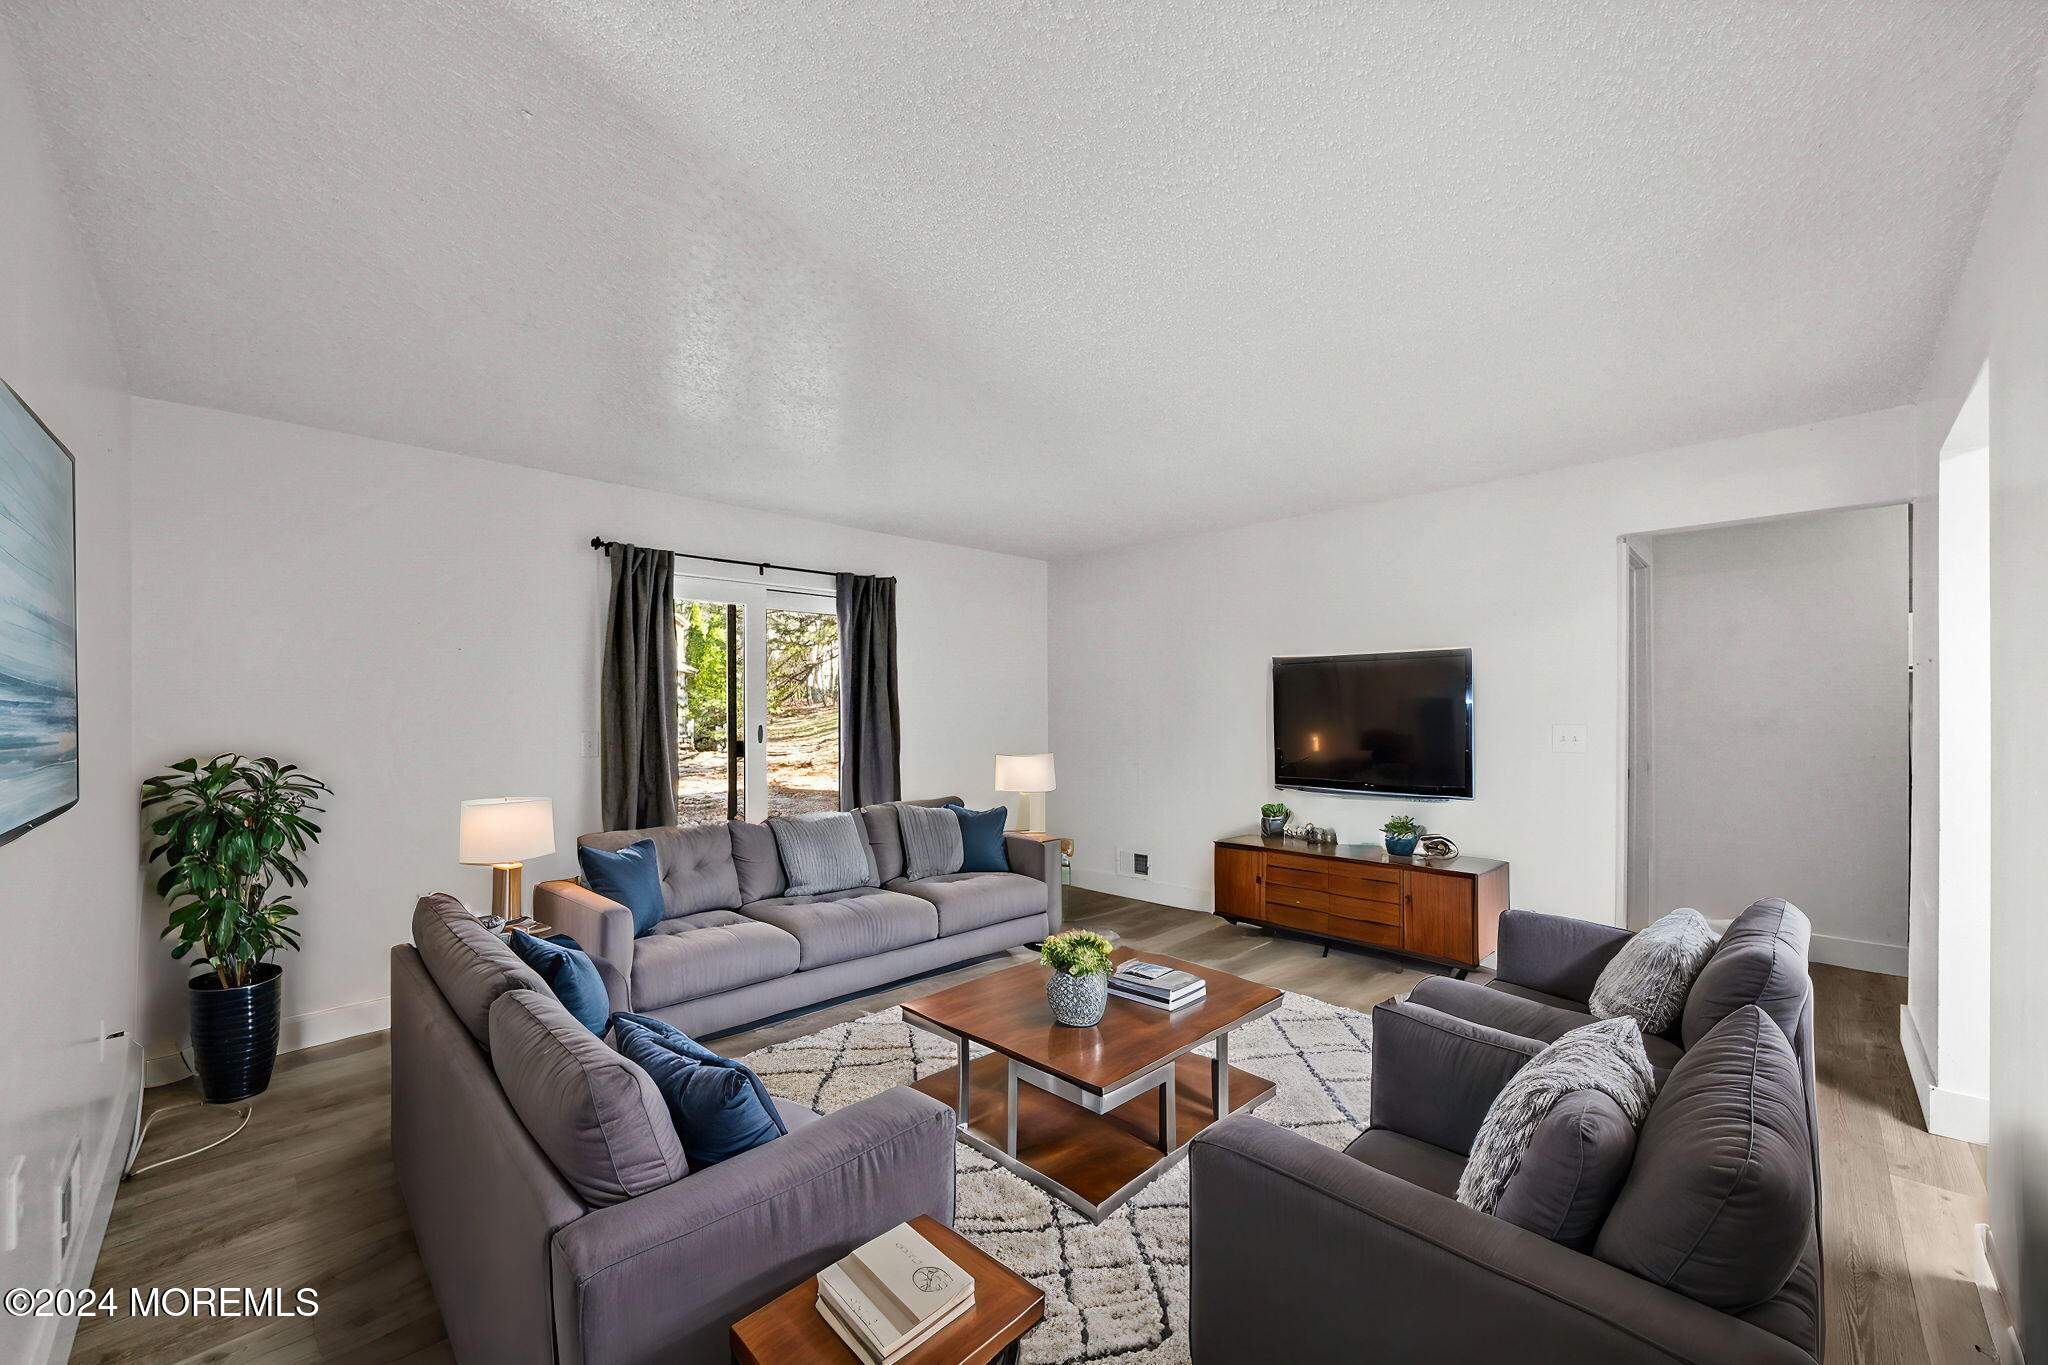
{"left": 674, "top": 589, "right": 841, "bottom": 824}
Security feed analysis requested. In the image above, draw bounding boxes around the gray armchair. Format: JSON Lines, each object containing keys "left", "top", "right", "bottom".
{"left": 1189, "top": 1116, "right": 1815, "bottom": 1364}
{"left": 1188, "top": 903, "right": 1822, "bottom": 1364}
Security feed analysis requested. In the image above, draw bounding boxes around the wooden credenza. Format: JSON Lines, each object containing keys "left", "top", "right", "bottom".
{"left": 1213, "top": 835, "right": 1508, "bottom": 974}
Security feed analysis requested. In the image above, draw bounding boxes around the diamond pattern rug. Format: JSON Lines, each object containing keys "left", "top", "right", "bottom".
{"left": 741, "top": 991, "right": 1373, "bottom": 1365}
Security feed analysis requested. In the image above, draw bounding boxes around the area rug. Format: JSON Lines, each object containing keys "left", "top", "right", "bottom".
{"left": 742, "top": 992, "right": 1373, "bottom": 1365}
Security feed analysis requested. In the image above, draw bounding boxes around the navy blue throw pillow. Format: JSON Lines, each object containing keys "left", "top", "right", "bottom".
{"left": 611, "top": 1013, "right": 788, "bottom": 1168}
{"left": 506, "top": 929, "right": 610, "bottom": 1035}
{"left": 577, "top": 838, "right": 665, "bottom": 937}
{"left": 954, "top": 805, "right": 1010, "bottom": 872}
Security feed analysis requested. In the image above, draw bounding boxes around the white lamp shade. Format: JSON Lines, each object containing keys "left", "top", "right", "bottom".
{"left": 459, "top": 797, "right": 556, "bottom": 865}
{"left": 995, "top": 753, "right": 1056, "bottom": 793}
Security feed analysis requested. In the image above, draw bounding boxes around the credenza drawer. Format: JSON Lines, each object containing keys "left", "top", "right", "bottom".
{"left": 1326, "top": 892, "right": 1400, "bottom": 927}
{"left": 1326, "top": 865, "right": 1401, "bottom": 901}
{"left": 1265, "top": 885, "right": 1328, "bottom": 913}
{"left": 1264, "top": 863, "right": 1326, "bottom": 891}
{"left": 1266, "top": 851, "right": 1339, "bottom": 877}
{"left": 1256, "top": 901, "right": 1332, "bottom": 938}
{"left": 1339, "top": 920, "right": 1402, "bottom": 949}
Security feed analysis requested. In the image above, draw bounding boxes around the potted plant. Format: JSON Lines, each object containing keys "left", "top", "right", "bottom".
{"left": 1381, "top": 814, "right": 1423, "bottom": 857}
{"left": 142, "top": 755, "right": 331, "bottom": 1104}
{"left": 1259, "top": 802, "right": 1288, "bottom": 837}
{"left": 1039, "top": 929, "right": 1116, "bottom": 1027}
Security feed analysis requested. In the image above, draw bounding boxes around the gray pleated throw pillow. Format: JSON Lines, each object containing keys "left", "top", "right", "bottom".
{"left": 896, "top": 801, "right": 964, "bottom": 880}
{"left": 768, "top": 811, "right": 880, "bottom": 896}
{"left": 1457, "top": 1016, "right": 1655, "bottom": 1219}
{"left": 1588, "top": 907, "right": 1718, "bottom": 1035}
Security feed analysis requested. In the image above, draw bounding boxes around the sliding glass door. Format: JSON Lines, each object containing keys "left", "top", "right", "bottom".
{"left": 674, "top": 574, "right": 841, "bottom": 824}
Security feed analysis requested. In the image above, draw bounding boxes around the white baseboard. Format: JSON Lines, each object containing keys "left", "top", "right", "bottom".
{"left": 1070, "top": 865, "right": 1202, "bottom": 912}
{"left": 145, "top": 994, "right": 391, "bottom": 1088}
{"left": 1979, "top": 1223, "right": 2025, "bottom": 1364}
{"left": 1898, "top": 1004, "right": 1991, "bottom": 1143}
{"left": 1809, "top": 931, "right": 1907, "bottom": 976}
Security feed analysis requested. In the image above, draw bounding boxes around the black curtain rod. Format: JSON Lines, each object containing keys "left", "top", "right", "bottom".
{"left": 589, "top": 537, "right": 842, "bottom": 580}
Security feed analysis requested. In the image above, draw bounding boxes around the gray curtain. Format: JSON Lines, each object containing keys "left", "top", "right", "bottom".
{"left": 836, "top": 573, "right": 901, "bottom": 809}
{"left": 601, "top": 544, "right": 678, "bottom": 830}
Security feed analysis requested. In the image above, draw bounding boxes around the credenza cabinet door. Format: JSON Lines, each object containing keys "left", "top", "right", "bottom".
{"left": 1214, "top": 844, "right": 1264, "bottom": 918}
{"left": 1401, "top": 872, "right": 1475, "bottom": 964}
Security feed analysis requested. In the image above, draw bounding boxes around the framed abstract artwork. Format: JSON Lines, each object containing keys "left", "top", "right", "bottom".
{"left": 0, "top": 379, "right": 79, "bottom": 847}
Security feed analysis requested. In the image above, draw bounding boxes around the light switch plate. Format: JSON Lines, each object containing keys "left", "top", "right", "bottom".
{"left": 1551, "top": 724, "right": 1589, "bottom": 754}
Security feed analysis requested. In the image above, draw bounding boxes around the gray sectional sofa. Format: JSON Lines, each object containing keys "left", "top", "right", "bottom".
{"left": 1188, "top": 900, "right": 1821, "bottom": 1364}
{"left": 392, "top": 894, "right": 958, "bottom": 1365}
{"left": 534, "top": 797, "right": 1060, "bottom": 1038}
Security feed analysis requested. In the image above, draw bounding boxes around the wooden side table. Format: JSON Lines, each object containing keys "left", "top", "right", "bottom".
{"left": 730, "top": 1216, "right": 1043, "bottom": 1365}
{"left": 1008, "top": 830, "right": 1073, "bottom": 884}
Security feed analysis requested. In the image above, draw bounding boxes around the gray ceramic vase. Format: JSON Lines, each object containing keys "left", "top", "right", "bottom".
{"left": 1047, "top": 970, "right": 1109, "bottom": 1027}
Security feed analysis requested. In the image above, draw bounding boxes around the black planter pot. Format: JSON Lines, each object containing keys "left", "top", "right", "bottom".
{"left": 188, "top": 962, "right": 283, "bottom": 1104}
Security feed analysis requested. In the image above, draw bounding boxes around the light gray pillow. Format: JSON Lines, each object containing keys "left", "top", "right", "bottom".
{"left": 1589, "top": 907, "right": 1718, "bottom": 1035}
{"left": 1456, "top": 1016, "right": 1655, "bottom": 1217}
{"left": 768, "top": 811, "right": 880, "bottom": 896}
{"left": 488, "top": 990, "right": 686, "bottom": 1206}
{"left": 411, "top": 893, "right": 547, "bottom": 1049}
{"left": 896, "top": 802, "right": 964, "bottom": 880}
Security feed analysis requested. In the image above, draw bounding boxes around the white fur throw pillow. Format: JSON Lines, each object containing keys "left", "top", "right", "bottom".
{"left": 1457, "top": 1016, "right": 1655, "bottom": 1216}
{"left": 1589, "top": 907, "right": 1718, "bottom": 1035}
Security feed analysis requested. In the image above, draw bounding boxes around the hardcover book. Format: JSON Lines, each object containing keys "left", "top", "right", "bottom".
{"left": 814, "top": 1222, "right": 975, "bottom": 1360}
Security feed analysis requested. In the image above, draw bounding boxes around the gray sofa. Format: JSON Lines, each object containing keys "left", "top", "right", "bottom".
{"left": 1188, "top": 900, "right": 1820, "bottom": 1364}
{"left": 392, "top": 894, "right": 958, "bottom": 1365}
{"left": 534, "top": 798, "right": 1060, "bottom": 1038}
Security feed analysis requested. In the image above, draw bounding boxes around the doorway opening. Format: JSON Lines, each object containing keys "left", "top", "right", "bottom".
{"left": 1620, "top": 504, "right": 1912, "bottom": 972}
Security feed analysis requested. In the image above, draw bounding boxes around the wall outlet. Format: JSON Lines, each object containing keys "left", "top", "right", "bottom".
{"left": 1117, "top": 849, "right": 1150, "bottom": 877}
{"left": 3, "top": 1154, "right": 22, "bottom": 1253}
{"left": 1551, "top": 724, "right": 1589, "bottom": 754}
{"left": 57, "top": 1141, "right": 80, "bottom": 1260}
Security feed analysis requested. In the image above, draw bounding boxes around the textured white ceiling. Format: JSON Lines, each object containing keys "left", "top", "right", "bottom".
{"left": 5, "top": 2, "right": 2042, "bottom": 557}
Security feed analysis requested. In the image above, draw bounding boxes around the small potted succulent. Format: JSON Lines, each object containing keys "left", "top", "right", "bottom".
{"left": 1381, "top": 814, "right": 1423, "bottom": 857}
{"left": 1040, "top": 929, "right": 1116, "bottom": 1027}
{"left": 1259, "top": 802, "right": 1288, "bottom": 837}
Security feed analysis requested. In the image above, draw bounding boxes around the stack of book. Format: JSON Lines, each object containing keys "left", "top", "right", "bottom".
{"left": 1109, "top": 961, "right": 1207, "bottom": 1011}
{"left": 816, "top": 1221, "right": 975, "bottom": 1364}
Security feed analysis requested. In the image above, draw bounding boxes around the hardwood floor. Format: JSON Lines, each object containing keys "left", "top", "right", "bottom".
{"left": 75, "top": 889, "right": 1988, "bottom": 1364}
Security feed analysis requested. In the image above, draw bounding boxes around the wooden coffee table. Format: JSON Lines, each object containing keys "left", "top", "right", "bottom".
{"left": 730, "top": 1215, "right": 1044, "bottom": 1365}
{"left": 902, "top": 948, "right": 1282, "bottom": 1221}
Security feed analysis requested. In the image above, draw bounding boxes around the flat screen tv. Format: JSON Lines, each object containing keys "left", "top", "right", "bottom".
{"left": 0, "top": 379, "right": 79, "bottom": 848}
{"left": 1273, "top": 648, "right": 1473, "bottom": 800}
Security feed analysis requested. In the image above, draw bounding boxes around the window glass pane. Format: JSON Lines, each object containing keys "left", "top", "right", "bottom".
{"left": 766, "top": 605, "right": 840, "bottom": 815}
{"left": 676, "top": 599, "right": 743, "bottom": 823}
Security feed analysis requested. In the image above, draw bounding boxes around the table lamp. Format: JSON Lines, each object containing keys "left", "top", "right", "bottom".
{"left": 995, "top": 753, "right": 1056, "bottom": 833}
{"left": 458, "top": 797, "right": 555, "bottom": 931}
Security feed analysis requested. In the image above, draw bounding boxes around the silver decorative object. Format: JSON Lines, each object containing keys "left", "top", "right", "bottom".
{"left": 1046, "top": 970, "right": 1109, "bottom": 1027}
{"left": 1415, "top": 834, "right": 1460, "bottom": 860}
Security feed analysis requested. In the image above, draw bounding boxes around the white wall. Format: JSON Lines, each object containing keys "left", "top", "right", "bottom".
{"left": 1899, "top": 441, "right": 1990, "bottom": 1140}
{"left": 128, "top": 399, "right": 1048, "bottom": 1075}
{"left": 0, "top": 22, "right": 138, "bottom": 1365}
{"left": 1917, "top": 56, "right": 2048, "bottom": 1354}
{"left": 1049, "top": 407, "right": 1918, "bottom": 929}
{"left": 1641, "top": 506, "right": 1910, "bottom": 973}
